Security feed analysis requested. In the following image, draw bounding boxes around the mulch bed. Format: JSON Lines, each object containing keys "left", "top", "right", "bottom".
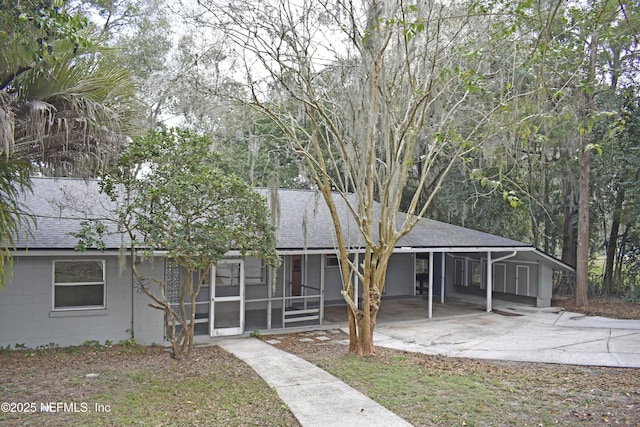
{"left": 553, "top": 296, "right": 640, "bottom": 319}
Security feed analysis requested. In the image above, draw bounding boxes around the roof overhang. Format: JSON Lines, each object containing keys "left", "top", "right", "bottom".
{"left": 12, "top": 245, "right": 573, "bottom": 272}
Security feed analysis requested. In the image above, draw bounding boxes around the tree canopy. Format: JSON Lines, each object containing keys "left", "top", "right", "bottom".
{"left": 182, "top": 0, "right": 542, "bottom": 355}
{"left": 1, "top": 0, "right": 139, "bottom": 287}
{"left": 0, "top": 0, "right": 139, "bottom": 174}
{"left": 96, "top": 128, "right": 279, "bottom": 358}
{"left": 2, "top": 0, "right": 639, "bottom": 352}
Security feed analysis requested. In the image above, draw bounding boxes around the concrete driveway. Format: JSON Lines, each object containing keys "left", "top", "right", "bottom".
{"left": 371, "top": 300, "right": 640, "bottom": 368}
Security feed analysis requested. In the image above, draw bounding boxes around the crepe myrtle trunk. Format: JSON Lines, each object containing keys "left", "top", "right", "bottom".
{"left": 130, "top": 255, "right": 204, "bottom": 360}
{"left": 344, "top": 250, "right": 389, "bottom": 356}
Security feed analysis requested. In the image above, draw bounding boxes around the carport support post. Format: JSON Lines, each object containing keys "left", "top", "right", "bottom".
{"left": 428, "top": 252, "right": 434, "bottom": 319}
{"left": 440, "top": 253, "right": 445, "bottom": 304}
{"left": 486, "top": 251, "right": 492, "bottom": 313}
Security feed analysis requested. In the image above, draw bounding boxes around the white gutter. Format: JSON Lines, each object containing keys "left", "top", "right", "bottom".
{"left": 486, "top": 251, "right": 518, "bottom": 312}
{"left": 492, "top": 251, "right": 519, "bottom": 263}
{"left": 401, "top": 246, "right": 534, "bottom": 254}
{"left": 428, "top": 252, "right": 434, "bottom": 318}
{"left": 12, "top": 246, "right": 534, "bottom": 257}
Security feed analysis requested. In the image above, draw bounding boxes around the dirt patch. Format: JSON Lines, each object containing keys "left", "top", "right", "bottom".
{"left": 553, "top": 296, "right": 640, "bottom": 319}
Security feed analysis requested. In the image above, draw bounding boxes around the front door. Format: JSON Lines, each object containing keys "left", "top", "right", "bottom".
{"left": 291, "top": 255, "right": 302, "bottom": 297}
{"left": 210, "top": 260, "right": 244, "bottom": 336}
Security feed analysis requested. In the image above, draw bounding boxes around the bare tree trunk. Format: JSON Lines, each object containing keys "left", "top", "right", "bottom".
{"left": 357, "top": 285, "right": 374, "bottom": 356}
{"left": 603, "top": 186, "right": 624, "bottom": 296}
{"left": 353, "top": 283, "right": 382, "bottom": 356}
{"left": 186, "top": 273, "right": 197, "bottom": 358}
{"left": 561, "top": 167, "right": 578, "bottom": 268}
{"left": 575, "top": 31, "right": 598, "bottom": 308}
{"left": 528, "top": 149, "right": 540, "bottom": 248}
{"left": 542, "top": 156, "right": 552, "bottom": 254}
{"left": 352, "top": 254, "right": 388, "bottom": 356}
{"left": 347, "top": 306, "right": 357, "bottom": 354}
{"left": 615, "top": 226, "right": 630, "bottom": 295}
{"left": 576, "top": 137, "right": 591, "bottom": 307}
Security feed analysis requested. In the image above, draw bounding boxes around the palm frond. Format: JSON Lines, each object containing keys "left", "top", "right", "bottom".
{"left": 9, "top": 38, "right": 140, "bottom": 175}
{"left": 0, "top": 93, "right": 15, "bottom": 156}
{"left": 0, "top": 156, "right": 32, "bottom": 289}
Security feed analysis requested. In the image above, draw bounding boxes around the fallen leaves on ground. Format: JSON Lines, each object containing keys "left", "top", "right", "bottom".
{"left": 553, "top": 296, "right": 640, "bottom": 319}
{"left": 266, "top": 329, "right": 640, "bottom": 427}
{"left": 0, "top": 345, "right": 299, "bottom": 426}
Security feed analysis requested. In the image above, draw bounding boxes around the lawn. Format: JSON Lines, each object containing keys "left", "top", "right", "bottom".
{"left": 270, "top": 332, "right": 640, "bottom": 426}
{"left": 2, "top": 297, "right": 639, "bottom": 426}
{"left": 0, "top": 343, "right": 299, "bottom": 426}
{"left": 1, "top": 335, "right": 639, "bottom": 427}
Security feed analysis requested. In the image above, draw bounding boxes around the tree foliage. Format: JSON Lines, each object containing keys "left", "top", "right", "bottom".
{"left": 1, "top": 0, "right": 138, "bottom": 288}
{"left": 73, "top": 0, "right": 175, "bottom": 128}
{"left": 593, "top": 90, "right": 640, "bottom": 297}
{"left": 188, "top": 0, "right": 533, "bottom": 355}
{"left": 97, "top": 128, "right": 279, "bottom": 359}
{"left": 0, "top": 157, "right": 31, "bottom": 289}
{"left": 447, "top": 0, "right": 640, "bottom": 304}
{"left": 0, "top": 0, "right": 139, "bottom": 175}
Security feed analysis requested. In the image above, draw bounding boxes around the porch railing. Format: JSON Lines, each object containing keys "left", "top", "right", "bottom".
{"left": 283, "top": 294, "right": 321, "bottom": 325}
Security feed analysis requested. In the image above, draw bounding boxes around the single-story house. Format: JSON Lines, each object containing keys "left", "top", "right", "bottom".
{"left": 0, "top": 177, "right": 573, "bottom": 348}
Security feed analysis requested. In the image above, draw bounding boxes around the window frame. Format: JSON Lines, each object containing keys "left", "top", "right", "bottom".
{"left": 52, "top": 259, "right": 106, "bottom": 311}
{"left": 471, "top": 261, "right": 482, "bottom": 287}
{"left": 325, "top": 254, "right": 340, "bottom": 268}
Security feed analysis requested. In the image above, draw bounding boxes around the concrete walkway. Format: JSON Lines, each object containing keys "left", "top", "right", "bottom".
{"left": 217, "top": 337, "right": 411, "bottom": 427}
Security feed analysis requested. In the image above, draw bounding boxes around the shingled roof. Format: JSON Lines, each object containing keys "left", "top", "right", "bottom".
{"left": 14, "top": 177, "right": 530, "bottom": 251}
{"left": 261, "top": 187, "right": 529, "bottom": 250}
{"left": 13, "top": 178, "right": 117, "bottom": 249}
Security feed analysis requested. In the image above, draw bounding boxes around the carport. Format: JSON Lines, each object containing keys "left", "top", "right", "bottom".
{"left": 408, "top": 246, "right": 575, "bottom": 319}
{"left": 323, "top": 293, "right": 525, "bottom": 325}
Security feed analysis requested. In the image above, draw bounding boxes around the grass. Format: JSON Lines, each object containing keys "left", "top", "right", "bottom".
{"left": 1, "top": 335, "right": 639, "bottom": 426}
{"left": 0, "top": 344, "right": 299, "bottom": 426}
{"left": 315, "top": 353, "right": 534, "bottom": 425}
{"left": 300, "top": 345, "right": 640, "bottom": 426}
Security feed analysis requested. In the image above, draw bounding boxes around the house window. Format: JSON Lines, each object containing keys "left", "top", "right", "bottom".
{"left": 53, "top": 260, "right": 105, "bottom": 310}
{"left": 326, "top": 254, "right": 339, "bottom": 267}
{"left": 471, "top": 262, "right": 482, "bottom": 287}
{"left": 416, "top": 257, "right": 429, "bottom": 274}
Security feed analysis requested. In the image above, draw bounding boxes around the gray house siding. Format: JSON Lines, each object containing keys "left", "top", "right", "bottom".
{"left": 383, "top": 254, "right": 415, "bottom": 297}
{"left": 304, "top": 254, "right": 323, "bottom": 296}
{"left": 0, "top": 249, "right": 563, "bottom": 348}
{"left": 441, "top": 253, "right": 549, "bottom": 306}
{"left": 324, "top": 257, "right": 343, "bottom": 304}
{"left": 0, "top": 254, "right": 168, "bottom": 349}
{"left": 497, "top": 260, "right": 539, "bottom": 301}
{"left": 131, "top": 258, "right": 166, "bottom": 346}
{"left": 323, "top": 253, "right": 415, "bottom": 303}
{"left": 537, "top": 264, "right": 553, "bottom": 307}
{"left": 0, "top": 255, "right": 132, "bottom": 348}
